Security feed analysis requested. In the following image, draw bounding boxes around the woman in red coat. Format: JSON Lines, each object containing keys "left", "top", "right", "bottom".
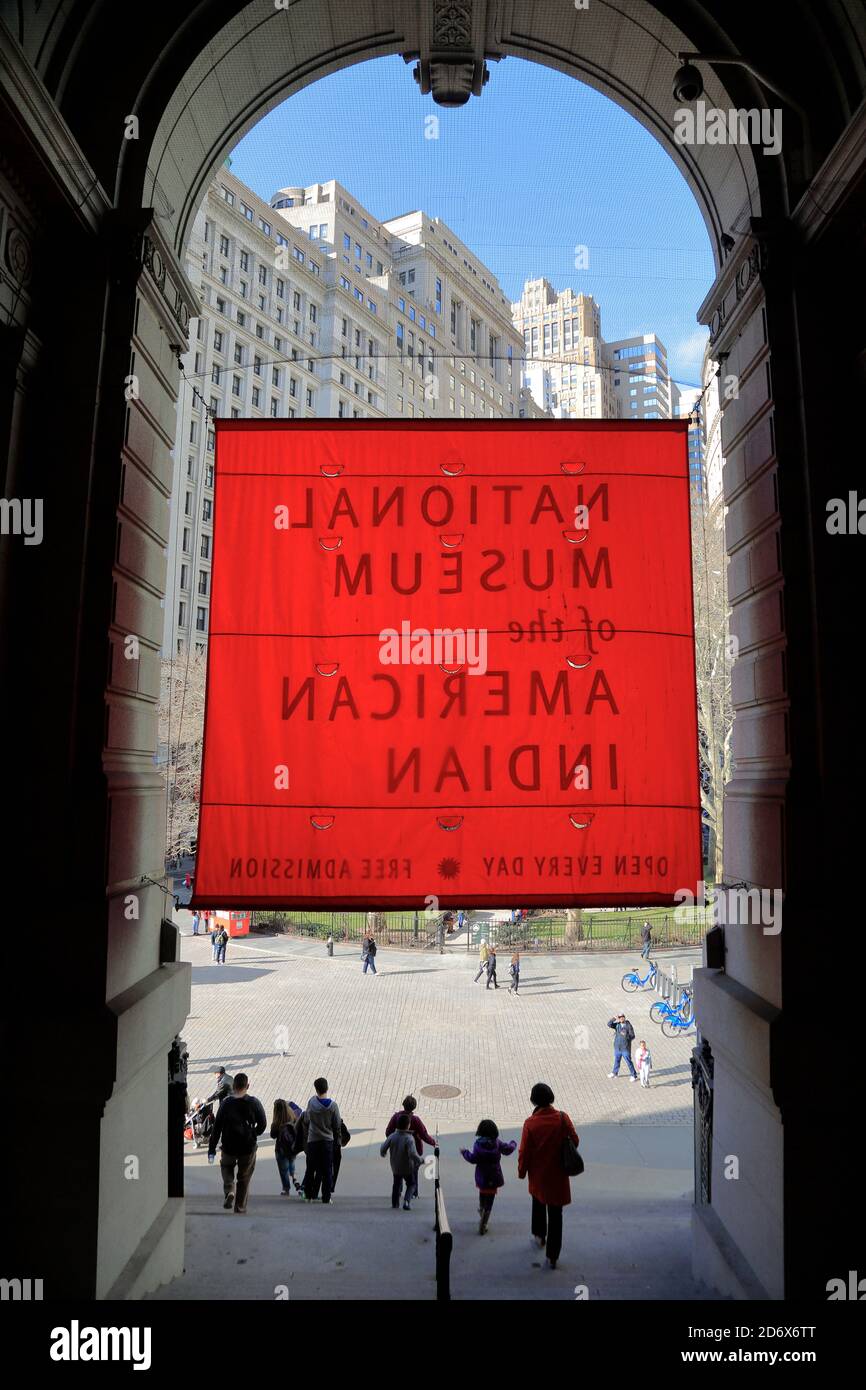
{"left": 517, "top": 1082, "right": 579, "bottom": 1269}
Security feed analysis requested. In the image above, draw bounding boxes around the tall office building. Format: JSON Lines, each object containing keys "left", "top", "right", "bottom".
{"left": 609, "top": 333, "right": 673, "bottom": 420}
{"left": 163, "top": 173, "right": 525, "bottom": 656}
{"left": 381, "top": 209, "right": 524, "bottom": 421}
{"left": 511, "top": 278, "right": 617, "bottom": 419}
{"left": 673, "top": 380, "right": 707, "bottom": 501}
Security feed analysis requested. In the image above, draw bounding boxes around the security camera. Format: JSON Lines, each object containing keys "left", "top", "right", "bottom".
{"left": 673, "top": 63, "right": 704, "bottom": 104}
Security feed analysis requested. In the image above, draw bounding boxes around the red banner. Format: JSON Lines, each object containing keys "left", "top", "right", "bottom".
{"left": 191, "top": 420, "right": 700, "bottom": 908}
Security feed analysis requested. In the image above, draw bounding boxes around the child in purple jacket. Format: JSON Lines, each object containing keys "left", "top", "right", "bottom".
{"left": 461, "top": 1119, "right": 517, "bottom": 1235}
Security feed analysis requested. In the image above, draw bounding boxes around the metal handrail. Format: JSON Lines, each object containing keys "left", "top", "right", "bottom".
{"left": 433, "top": 1143, "right": 452, "bottom": 1301}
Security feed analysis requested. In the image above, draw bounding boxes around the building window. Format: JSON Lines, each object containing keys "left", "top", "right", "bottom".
{"left": 306, "top": 388, "right": 314, "bottom": 407}
{"left": 270, "top": 397, "right": 278, "bottom": 417}
{"left": 259, "top": 219, "right": 271, "bottom": 236}
{"left": 236, "top": 311, "right": 245, "bottom": 328}
{"left": 216, "top": 297, "right": 226, "bottom": 315}
{"left": 232, "top": 375, "right": 241, "bottom": 397}
{"left": 234, "top": 343, "right": 243, "bottom": 364}
{"left": 196, "top": 607, "right": 207, "bottom": 631}
{"left": 310, "top": 304, "right": 317, "bottom": 323}
{"left": 202, "top": 498, "right": 213, "bottom": 521}
{"left": 178, "top": 601, "right": 186, "bottom": 626}
{"left": 276, "top": 278, "right": 284, "bottom": 299}
{"left": 242, "top": 203, "right": 253, "bottom": 222}
{"left": 252, "top": 387, "right": 260, "bottom": 407}
{"left": 200, "top": 535, "right": 210, "bottom": 559}
{"left": 220, "top": 235, "right": 229, "bottom": 256}
{"left": 211, "top": 364, "right": 221, "bottom": 384}
{"left": 198, "top": 571, "right": 209, "bottom": 596}
{"left": 221, "top": 187, "right": 234, "bottom": 206}
{"left": 272, "top": 367, "right": 280, "bottom": 387}
{"left": 182, "top": 528, "right": 191, "bottom": 553}
{"left": 254, "top": 355, "right": 262, "bottom": 376}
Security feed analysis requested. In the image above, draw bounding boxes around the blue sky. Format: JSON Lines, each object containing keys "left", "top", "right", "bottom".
{"left": 230, "top": 56, "right": 713, "bottom": 385}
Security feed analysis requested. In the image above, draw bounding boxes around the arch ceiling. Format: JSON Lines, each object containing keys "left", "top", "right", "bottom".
{"left": 5, "top": 0, "right": 866, "bottom": 266}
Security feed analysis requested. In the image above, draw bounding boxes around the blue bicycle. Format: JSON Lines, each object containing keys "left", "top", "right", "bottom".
{"left": 621, "top": 960, "right": 657, "bottom": 992}
{"left": 661, "top": 1001, "right": 696, "bottom": 1037}
{"left": 650, "top": 989, "right": 691, "bottom": 1025}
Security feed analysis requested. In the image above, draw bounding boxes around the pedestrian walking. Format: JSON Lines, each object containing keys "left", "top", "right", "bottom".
{"left": 207, "top": 1072, "right": 267, "bottom": 1214}
{"left": 302, "top": 1077, "right": 341, "bottom": 1204}
{"left": 485, "top": 946, "right": 499, "bottom": 989}
{"left": 380, "top": 1113, "right": 422, "bottom": 1210}
{"left": 607, "top": 1012, "right": 638, "bottom": 1079}
{"left": 270, "top": 1098, "right": 303, "bottom": 1195}
{"left": 473, "top": 939, "right": 490, "bottom": 983}
{"left": 385, "top": 1095, "right": 436, "bottom": 1198}
{"left": 517, "top": 1082, "right": 580, "bottom": 1269}
{"left": 215, "top": 925, "right": 228, "bottom": 964}
{"left": 457, "top": 909, "right": 465, "bottom": 931}
{"left": 461, "top": 1119, "right": 517, "bottom": 1235}
{"left": 640, "top": 919, "right": 652, "bottom": 960}
{"left": 509, "top": 951, "right": 521, "bottom": 994}
{"left": 206, "top": 1066, "right": 233, "bottom": 1111}
{"left": 362, "top": 934, "right": 378, "bottom": 974}
{"left": 635, "top": 1039, "right": 653, "bottom": 1088}
{"left": 191, "top": 911, "right": 200, "bottom": 936}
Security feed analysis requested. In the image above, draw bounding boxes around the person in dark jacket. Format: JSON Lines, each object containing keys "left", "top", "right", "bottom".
{"left": 485, "top": 946, "right": 499, "bottom": 989}
{"left": 508, "top": 952, "right": 521, "bottom": 994}
{"left": 206, "top": 1066, "right": 233, "bottom": 1110}
{"left": 362, "top": 934, "right": 378, "bottom": 975}
{"left": 461, "top": 1119, "right": 517, "bottom": 1234}
{"left": 607, "top": 1012, "right": 638, "bottom": 1079}
{"left": 385, "top": 1095, "right": 436, "bottom": 1198}
{"left": 517, "top": 1082, "right": 580, "bottom": 1268}
{"left": 640, "top": 919, "right": 652, "bottom": 959}
{"left": 208, "top": 1072, "right": 267, "bottom": 1214}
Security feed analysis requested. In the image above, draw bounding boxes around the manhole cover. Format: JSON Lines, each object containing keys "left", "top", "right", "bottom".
{"left": 420, "top": 1084, "right": 462, "bottom": 1099}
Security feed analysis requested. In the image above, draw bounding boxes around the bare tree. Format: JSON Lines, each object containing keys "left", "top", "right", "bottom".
{"left": 691, "top": 494, "right": 733, "bottom": 882}
{"left": 158, "top": 651, "right": 207, "bottom": 859}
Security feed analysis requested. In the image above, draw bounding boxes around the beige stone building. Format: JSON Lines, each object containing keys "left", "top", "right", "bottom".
{"left": 511, "top": 277, "right": 617, "bottom": 419}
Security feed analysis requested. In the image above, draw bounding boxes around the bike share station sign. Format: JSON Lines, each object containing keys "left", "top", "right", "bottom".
{"left": 191, "top": 420, "right": 701, "bottom": 909}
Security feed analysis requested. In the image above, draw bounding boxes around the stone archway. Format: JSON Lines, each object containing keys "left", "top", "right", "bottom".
{"left": 1, "top": 0, "right": 864, "bottom": 1299}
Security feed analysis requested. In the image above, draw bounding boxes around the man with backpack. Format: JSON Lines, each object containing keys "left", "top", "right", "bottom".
{"left": 607, "top": 1013, "right": 638, "bottom": 1080}
{"left": 208, "top": 1072, "right": 267, "bottom": 1212}
{"left": 214, "top": 925, "right": 229, "bottom": 964}
{"left": 362, "top": 932, "right": 378, "bottom": 974}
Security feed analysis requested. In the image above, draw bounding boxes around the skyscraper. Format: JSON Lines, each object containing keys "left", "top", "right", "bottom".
{"left": 511, "top": 278, "right": 617, "bottom": 419}
{"left": 163, "top": 171, "right": 525, "bottom": 656}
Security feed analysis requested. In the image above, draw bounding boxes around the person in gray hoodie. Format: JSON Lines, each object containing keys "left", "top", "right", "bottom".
{"left": 380, "top": 1112, "right": 422, "bottom": 1210}
{"left": 302, "top": 1077, "right": 342, "bottom": 1204}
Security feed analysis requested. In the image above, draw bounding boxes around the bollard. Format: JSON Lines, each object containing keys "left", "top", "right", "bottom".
{"left": 326, "top": 935, "right": 334, "bottom": 957}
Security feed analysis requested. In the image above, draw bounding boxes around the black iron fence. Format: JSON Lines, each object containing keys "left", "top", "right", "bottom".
{"left": 250, "top": 908, "right": 708, "bottom": 953}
